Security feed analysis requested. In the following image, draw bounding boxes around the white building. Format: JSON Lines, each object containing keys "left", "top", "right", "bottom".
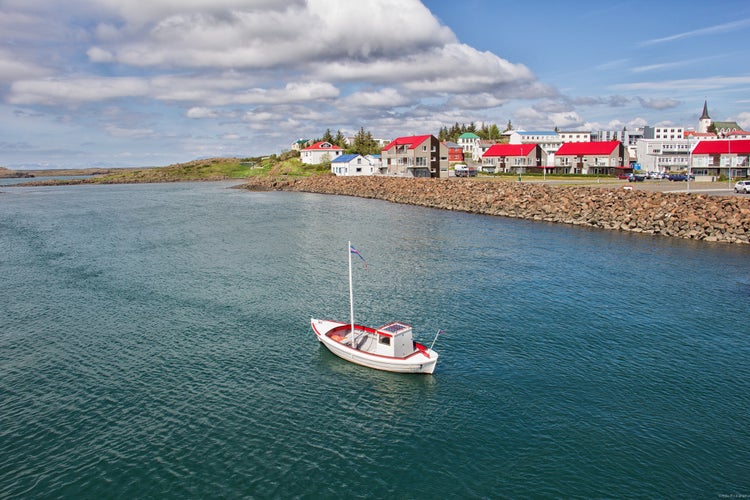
{"left": 506, "top": 131, "right": 559, "bottom": 165}
{"left": 457, "top": 132, "right": 480, "bottom": 158}
{"left": 506, "top": 130, "right": 591, "bottom": 167}
{"left": 592, "top": 128, "right": 644, "bottom": 146}
{"left": 330, "top": 154, "right": 381, "bottom": 176}
{"left": 300, "top": 141, "right": 344, "bottom": 165}
{"left": 558, "top": 131, "right": 591, "bottom": 143}
{"left": 643, "top": 126, "right": 685, "bottom": 141}
{"left": 635, "top": 138, "right": 693, "bottom": 172}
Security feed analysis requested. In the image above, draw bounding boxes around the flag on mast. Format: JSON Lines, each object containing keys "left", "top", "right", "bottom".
{"left": 349, "top": 244, "right": 368, "bottom": 270}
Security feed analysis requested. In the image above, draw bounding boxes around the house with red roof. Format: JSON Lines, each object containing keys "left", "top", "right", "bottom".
{"left": 690, "top": 139, "right": 750, "bottom": 179}
{"left": 481, "top": 143, "right": 548, "bottom": 174}
{"left": 300, "top": 141, "right": 344, "bottom": 165}
{"left": 554, "top": 140, "right": 628, "bottom": 175}
{"left": 381, "top": 135, "right": 447, "bottom": 178}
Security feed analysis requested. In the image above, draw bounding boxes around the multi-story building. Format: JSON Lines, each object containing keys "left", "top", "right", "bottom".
{"left": 691, "top": 139, "right": 750, "bottom": 179}
{"left": 643, "top": 126, "right": 685, "bottom": 141}
{"left": 554, "top": 141, "right": 628, "bottom": 175}
{"left": 481, "top": 143, "right": 547, "bottom": 174}
{"left": 506, "top": 131, "right": 560, "bottom": 165}
{"left": 558, "top": 131, "right": 591, "bottom": 143}
{"left": 381, "top": 135, "right": 447, "bottom": 178}
{"left": 592, "top": 128, "right": 643, "bottom": 147}
{"left": 457, "top": 132, "right": 480, "bottom": 158}
{"left": 635, "top": 138, "right": 692, "bottom": 173}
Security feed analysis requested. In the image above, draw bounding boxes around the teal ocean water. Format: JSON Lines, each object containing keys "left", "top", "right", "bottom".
{"left": 1, "top": 181, "right": 749, "bottom": 498}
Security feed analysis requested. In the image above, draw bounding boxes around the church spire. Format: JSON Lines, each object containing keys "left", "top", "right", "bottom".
{"left": 700, "top": 100, "right": 710, "bottom": 120}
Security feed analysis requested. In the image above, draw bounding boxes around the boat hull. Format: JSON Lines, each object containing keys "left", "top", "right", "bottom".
{"left": 310, "top": 318, "right": 438, "bottom": 374}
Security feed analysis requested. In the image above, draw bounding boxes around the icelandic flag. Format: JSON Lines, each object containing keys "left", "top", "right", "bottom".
{"left": 349, "top": 244, "right": 368, "bottom": 270}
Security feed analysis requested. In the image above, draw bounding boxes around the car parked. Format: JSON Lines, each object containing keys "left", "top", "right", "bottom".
{"left": 668, "top": 173, "right": 695, "bottom": 181}
{"left": 628, "top": 173, "right": 645, "bottom": 182}
{"left": 734, "top": 180, "right": 750, "bottom": 194}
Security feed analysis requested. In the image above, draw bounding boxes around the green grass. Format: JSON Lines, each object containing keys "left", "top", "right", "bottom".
{"left": 24, "top": 156, "right": 330, "bottom": 185}
{"left": 96, "top": 158, "right": 254, "bottom": 182}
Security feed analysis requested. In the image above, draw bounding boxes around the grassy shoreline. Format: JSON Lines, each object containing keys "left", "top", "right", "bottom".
{"left": 2, "top": 156, "right": 330, "bottom": 186}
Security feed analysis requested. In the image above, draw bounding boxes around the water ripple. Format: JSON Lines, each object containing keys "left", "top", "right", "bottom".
{"left": 2, "top": 184, "right": 749, "bottom": 498}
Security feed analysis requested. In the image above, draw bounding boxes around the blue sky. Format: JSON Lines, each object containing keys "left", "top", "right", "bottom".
{"left": 1, "top": 0, "right": 749, "bottom": 169}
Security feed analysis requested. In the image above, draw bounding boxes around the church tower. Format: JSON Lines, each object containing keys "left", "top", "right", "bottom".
{"left": 698, "top": 100, "right": 712, "bottom": 133}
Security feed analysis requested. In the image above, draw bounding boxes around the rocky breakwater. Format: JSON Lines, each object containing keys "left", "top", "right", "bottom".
{"left": 241, "top": 176, "right": 750, "bottom": 244}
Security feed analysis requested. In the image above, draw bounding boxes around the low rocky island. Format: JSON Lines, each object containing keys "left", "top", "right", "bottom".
{"left": 240, "top": 176, "right": 750, "bottom": 244}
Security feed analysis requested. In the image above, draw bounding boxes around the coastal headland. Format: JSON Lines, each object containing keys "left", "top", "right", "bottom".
{"left": 241, "top": 176, "right": 750, "bottom": 244}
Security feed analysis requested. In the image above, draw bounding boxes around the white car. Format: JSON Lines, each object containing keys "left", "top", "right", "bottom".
{"left": 734, "top": 180, "right": 750, "bottom": 194}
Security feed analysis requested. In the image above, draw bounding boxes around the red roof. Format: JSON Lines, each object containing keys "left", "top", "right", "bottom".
{"left": 302, "top": 141, "right": 343, "bottom": 151}
{"left": 692, "top": 139, "right": 750, "bottom": 155}
{"left": 382, "top": 135, "right": 432, "bottom": 151}
{"left": 556, "top": 140, "right": 620, "bottom": 156}
{"left": 483, "top": 143, "right": 536, "bottom": 157}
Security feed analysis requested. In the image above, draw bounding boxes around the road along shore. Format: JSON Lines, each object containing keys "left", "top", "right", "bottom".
{"left": 240, "top": 176, "right": 750, "bottom": 244}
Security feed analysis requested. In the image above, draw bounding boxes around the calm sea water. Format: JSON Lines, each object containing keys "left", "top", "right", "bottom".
{"left": 1, "top": 181, "right": 749, "bottom": 498}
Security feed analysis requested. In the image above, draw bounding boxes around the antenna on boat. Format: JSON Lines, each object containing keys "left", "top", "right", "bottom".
{"left": 348, "top": 241, "right": 355, "bottom": 342}
{"left": 429, "top": 329, "right": 444, "bottom": 351}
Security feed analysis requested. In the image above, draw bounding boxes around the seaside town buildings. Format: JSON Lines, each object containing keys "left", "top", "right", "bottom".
{"left": 297, "top": 101, "right": 749, "bottom": 180}
{"left": 379, "top": 135, "right": 448, "bottom": 178}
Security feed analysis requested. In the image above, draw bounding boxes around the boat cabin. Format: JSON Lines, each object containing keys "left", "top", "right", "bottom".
{"left": 376, "top": 322, "right": 415, "bottom": 358}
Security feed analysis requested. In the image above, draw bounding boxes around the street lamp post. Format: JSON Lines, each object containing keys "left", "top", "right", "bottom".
{"left": 728, "top": 139, "right": 733, "bottom": 189}
{"left": 687, "top": 145, "right": 693, "bottom": 193}
{"left": 540, "top": 158, "right": 545, "bottom": 182}
{"left": 686, "top": 136, "right": 696, "bottom": 193}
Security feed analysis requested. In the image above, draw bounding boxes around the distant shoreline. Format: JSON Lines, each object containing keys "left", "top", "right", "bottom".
{"left": 0, "top": 167, "right": 126, "bottom": 178}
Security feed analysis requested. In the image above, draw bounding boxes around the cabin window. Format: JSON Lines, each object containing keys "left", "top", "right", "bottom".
{"left": 379, "top": 336, "right": 390, "bottom": 346}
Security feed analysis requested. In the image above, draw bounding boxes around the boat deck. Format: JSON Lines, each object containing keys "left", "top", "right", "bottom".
{"left": 327, "top": 328, "right": 378, "bottom": 353}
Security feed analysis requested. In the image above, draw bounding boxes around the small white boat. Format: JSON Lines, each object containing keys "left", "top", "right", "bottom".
{"left": 311, "top": 242, "right": 440, "bottom": 374}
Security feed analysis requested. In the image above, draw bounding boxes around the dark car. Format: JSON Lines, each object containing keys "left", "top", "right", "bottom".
{"left": 628, "top": 174, "right": 646, "bottom": 182}
{"left": 668, "top": 173, "right": 695, "bottom": 181}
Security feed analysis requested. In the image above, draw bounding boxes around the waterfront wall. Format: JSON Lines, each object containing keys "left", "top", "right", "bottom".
{"left": 241, "top": 176, "right": 750, "bottom": 244}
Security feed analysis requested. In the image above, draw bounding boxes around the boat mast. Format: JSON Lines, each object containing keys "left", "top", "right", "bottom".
{"left": 348, "top": 241, "right": 355, "bottom": 343}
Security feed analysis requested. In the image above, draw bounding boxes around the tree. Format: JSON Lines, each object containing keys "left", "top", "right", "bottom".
{"left": 504, "top": 120, "right": 513, "bottom": 132}
{"left": 487, "top": 123, "right": 501, "bottom": 140}
{"left": 349, "top": 127, "right": 380, "bottom": 156}
{"left": 321, "top": 129, "right": 334, "bottom": 143}
{"left": 436, "top": 121, "right": 504, "bottom": 142}
{"left": 333, "top": 129, "right": 346, "bottom": 148}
